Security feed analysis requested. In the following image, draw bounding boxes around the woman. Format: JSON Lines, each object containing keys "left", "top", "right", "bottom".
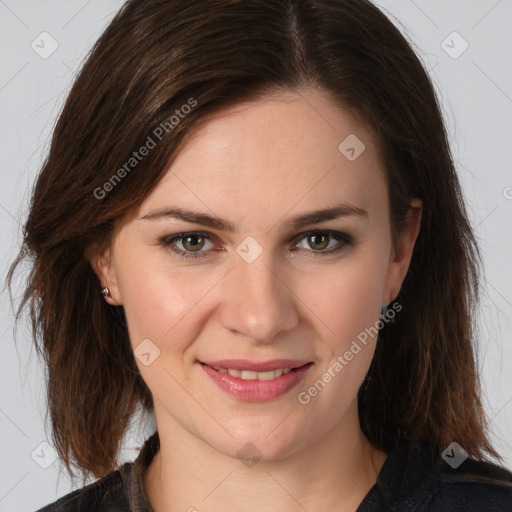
{"left": 8, "top": 0, "right": 512, "bottom": 510}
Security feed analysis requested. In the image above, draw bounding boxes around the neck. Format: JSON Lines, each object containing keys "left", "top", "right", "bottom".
{"left": 144, "top": 400, "right": 386, "bottom": 512}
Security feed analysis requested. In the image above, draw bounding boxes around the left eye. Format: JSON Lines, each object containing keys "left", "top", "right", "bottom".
{"left": 293, "top": 231, "right": 346, "bottom": 252}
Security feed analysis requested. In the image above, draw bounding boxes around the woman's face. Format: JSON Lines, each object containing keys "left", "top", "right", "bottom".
{"left": 95, "top": 87, "right": 420, "bottom": 461}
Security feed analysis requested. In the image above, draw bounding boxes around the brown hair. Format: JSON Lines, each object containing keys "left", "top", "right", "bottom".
{"left": 7, "top": 0, "right": 499, "bottom": 484}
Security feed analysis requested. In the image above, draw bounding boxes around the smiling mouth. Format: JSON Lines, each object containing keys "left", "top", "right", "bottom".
{"left": 200, "top": 361, "right": 314, "bottom": 401}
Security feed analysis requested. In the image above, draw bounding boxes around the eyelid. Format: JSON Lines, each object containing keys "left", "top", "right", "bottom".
{"left": 289, "top": 229, "right": 352, "bottom": 245}
{"left": 159, "top": 229, "right": 353, "bottom": 260}
{"left": 161, "top": 231, "right": 216, "bottom": 258}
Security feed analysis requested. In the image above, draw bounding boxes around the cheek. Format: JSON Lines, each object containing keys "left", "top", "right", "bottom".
{"left": 116, "top": 249, "right": 221, "bottom": 354}
{"left": 293, "top": 255, "right": 386, "bottom": 417}
{"left": 299, "top": 252, "right": 386, "bottom": 347}
{"left": 116, "top": 230, "right": 389, "bottom": 368}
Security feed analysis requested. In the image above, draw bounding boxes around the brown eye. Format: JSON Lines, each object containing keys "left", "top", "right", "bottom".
{"left": 292, "top": 230, "right": 352, "bottom": 257}
{"left": 160, "top": 232, "right": 215, "bottom": 260}
{"left": 307, "top": 233, "right": 330, "bottom": 251}
{"left": 181, "top": 234, "right": 207, "bottom": 252}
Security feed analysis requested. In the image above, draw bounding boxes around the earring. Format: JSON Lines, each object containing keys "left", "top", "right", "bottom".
{"left": 101, "top": 286, "right": 118, "bottom": 304}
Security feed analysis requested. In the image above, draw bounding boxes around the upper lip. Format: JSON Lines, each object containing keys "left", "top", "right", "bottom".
{"left": 200, "top": 359, "right": 312, "bottom": 372}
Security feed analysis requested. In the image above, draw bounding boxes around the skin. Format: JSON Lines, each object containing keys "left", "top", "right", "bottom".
{"left": 91, "top": 87, "right": 422, "bottom": 512}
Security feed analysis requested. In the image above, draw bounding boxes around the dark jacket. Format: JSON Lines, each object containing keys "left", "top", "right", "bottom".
{"left": 35, "top": 431, "right": 512, "bottom": 511}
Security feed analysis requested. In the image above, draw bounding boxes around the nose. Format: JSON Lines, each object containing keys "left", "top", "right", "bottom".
{"left": 219, "top": 251, "right": 299, "bottom": 344}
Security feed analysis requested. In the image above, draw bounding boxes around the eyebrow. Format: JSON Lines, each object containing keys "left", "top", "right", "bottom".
{"left": 140, "top": 203, "right": 368, "bottom": 231}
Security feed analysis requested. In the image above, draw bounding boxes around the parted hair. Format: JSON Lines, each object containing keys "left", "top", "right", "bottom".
{"left": 8, "top": 0, "right": 499, "bottom": 484}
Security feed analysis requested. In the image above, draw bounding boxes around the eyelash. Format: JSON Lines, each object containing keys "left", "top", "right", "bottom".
{"left": 159, "top": 230, "right": 353, "bottom": 261}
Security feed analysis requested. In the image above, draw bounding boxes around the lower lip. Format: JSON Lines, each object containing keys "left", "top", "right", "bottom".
{"left": 200, "top": 362, "right": 313, "bottom": 402}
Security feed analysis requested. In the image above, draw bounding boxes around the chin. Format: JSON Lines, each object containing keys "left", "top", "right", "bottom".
{"left": 206, "top": 421, "right": 311, "bottom": 464}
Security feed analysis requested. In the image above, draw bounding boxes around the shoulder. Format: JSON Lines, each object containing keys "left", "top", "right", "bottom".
{"left": 34, "top": 430, "right": 159, "bottom": 512}
{"left": 368, "top": 439, "right": 512, "bottom": 511}
{"left": 429, "top": 453, "right": 512, "bottom": 511}
{"left": 34, "top": 463, "right": 132, "bottom": 512}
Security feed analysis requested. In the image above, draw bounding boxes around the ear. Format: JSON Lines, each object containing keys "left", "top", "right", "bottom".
{"left": 382, "top": 198, "right": 422, "bottom": 305}
{"left": 86, "top": 242, "right": 123, "bottom": 306}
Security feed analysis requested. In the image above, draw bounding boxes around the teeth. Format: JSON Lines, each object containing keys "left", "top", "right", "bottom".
{"left": 214, "top": 366, "right": 294, "bottom": 380}
{"left": 257, "top": 370, "right": 280, "bottom": 380}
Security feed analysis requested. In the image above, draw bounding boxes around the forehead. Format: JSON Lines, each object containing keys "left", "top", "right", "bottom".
{"left": 137, "top": 88, "right": 386, "bottom": 225}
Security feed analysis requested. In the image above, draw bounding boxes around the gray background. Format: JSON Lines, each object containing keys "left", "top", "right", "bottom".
{"left": 1, "top": 1, "right": 511, "bottom": 510}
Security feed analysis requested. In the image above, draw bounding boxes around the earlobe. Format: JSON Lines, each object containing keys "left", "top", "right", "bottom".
{"left": 382, "top": 198, "right": 422, "bottom": 305}
{"left": 86, "top": 244, "right": 122, "bottom": 306}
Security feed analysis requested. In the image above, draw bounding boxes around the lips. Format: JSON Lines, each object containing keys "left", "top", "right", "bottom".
{"left": 199, "top": 359, "right": 314, "bottom": 401}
